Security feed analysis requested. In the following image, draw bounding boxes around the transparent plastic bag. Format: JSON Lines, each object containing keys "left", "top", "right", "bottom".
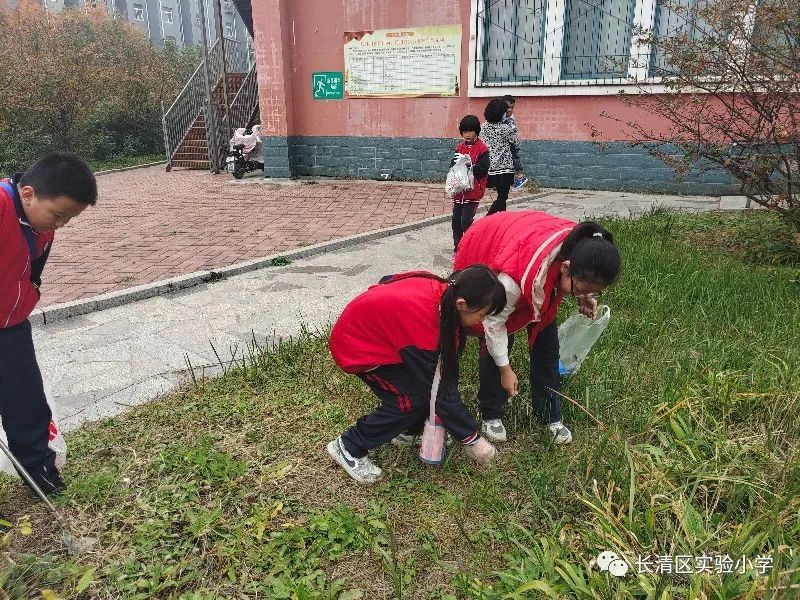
{"left": 445, "top": 154, "right": 474, "bottom": 198}
{"left": 558, "top": 305, "right": 611, "bottom": 376}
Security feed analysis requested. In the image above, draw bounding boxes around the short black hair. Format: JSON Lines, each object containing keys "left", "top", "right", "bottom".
{"left": 459, "top": 115, "right": 481, "bottom": 135}
{"left": 19, "top": 153, "right": 97, "bottom": 206}
{"left": 502, "top": 94, "right": 516, "bottom": 105}
{"left": 484, "top": 98, "right": 508, "bottom": 124}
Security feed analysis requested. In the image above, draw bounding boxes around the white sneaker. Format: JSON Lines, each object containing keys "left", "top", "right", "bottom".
{"left": 481, "top": 419, "right": 507, "bottom": 442}
{"left": 326, "top": 436, "right": 383, "bottom": 483}
{"left": 548, "top": 422, "right": 573, "bottom": 445}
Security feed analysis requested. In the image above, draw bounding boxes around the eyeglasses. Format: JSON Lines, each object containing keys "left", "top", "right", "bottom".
{"left": 570, "top": 276, "right": 601, "bottom": 299}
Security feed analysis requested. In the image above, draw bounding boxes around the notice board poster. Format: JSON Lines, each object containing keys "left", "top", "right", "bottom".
{"left": 343, "top": 25, "right": 462, "bottom": 98}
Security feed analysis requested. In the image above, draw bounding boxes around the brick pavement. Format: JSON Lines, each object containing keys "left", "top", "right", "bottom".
{"left": 39, "top": 166, "right": 464, "bottom": 307}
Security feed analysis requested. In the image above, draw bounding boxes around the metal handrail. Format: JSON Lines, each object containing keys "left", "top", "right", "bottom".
{"left": 164, "top": 39, "right": 219, "bottom": 117}
{"left": 228, "top": 66, "right": 259, "bottom": 134}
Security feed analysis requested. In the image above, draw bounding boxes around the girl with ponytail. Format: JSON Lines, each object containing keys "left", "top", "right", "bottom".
{"left": 327, "top": 265, "right": 506, "bottom": 484}
{"left": 454, "top": 211, "right": 620, "bottom": 446}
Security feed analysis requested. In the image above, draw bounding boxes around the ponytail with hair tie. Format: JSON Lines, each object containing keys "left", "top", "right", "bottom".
{"left": 557, "top": 221, "right": 620, "bottom": 286}
{"left": 438, "top": 264, "right": 506, "bottom": 388}
{"left": 376, "top": 266, "right": 505, "bottom": 389}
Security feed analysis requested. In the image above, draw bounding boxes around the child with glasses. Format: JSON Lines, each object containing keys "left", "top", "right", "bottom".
{"left": 454, "top": 211, "right": 620, "bottom": 445}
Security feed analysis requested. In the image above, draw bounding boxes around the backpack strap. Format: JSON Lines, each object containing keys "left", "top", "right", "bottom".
{"left": 0, "top": 179, "right": 38, "bottom": 259}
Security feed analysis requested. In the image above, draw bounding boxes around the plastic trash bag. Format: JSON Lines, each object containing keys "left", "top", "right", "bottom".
{"left": 0, "top": 382, "right": 66, "bottom": 477}
{"left": 445, "top": 153, "right": 474, "bottom": 198}
{"left": 558, "top": 305, "right": 611, "bottom": 376}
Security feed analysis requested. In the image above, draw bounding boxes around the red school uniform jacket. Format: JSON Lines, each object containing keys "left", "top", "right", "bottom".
{"left": 0, "top": 176, "right": 54, "bottom": 328}
{"left": 454, "top": 210, "right": 576, "bottom": 346}
{"left": 329, "top": 272, "right": 448, "bottom": 381}
{"left": 452, "top": 138, "right": 490, "bottom": 203}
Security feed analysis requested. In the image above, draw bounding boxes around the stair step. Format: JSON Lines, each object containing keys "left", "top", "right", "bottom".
{"left": 177, "top": 141, "right": 206, "bottom": 149}
{"left": 171, "top": 160, "right": 209, "bottom": 169}
{"left": 174, "top": 153, "right": 209, "bottom": 161}
{"left": 181, "top": 139, "right": 207, "bottom": 147}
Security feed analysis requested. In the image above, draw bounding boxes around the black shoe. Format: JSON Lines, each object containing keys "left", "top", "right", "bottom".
{"left": 26, "top": 464, "right": 66, "bottom": 499}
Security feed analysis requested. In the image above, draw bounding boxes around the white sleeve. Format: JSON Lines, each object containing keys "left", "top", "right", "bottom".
{"left": 483, "top": 273, "right": 521, "bottom": 367}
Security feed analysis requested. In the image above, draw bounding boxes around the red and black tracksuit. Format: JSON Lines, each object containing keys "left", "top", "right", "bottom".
{"left": 455, "top": 211, "right": 577, "bottom": 424}
{"left": 329, "top": 273, "right": 479, "bottom": 458}
{"left": 451, "top": 139, "right": 490, "bottom": 251}
{"left": 0, "top": 174, "right": 57, "bottom": 477}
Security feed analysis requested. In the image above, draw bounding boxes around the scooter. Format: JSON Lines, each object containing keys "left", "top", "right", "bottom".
{"left": 226, "top": 125, "right": 264, "bottom": 179}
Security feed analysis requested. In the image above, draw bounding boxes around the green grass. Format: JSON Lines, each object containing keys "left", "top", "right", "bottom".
{"left": 89, "top": 153, "right": 165, "bottom": 173}
{"left": 1, "top": 210, "right": 799, "bottom": 599}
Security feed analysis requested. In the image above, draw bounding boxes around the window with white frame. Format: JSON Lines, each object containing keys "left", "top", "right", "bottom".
{"left": 473, "top": 0, "right": 723, "bottom": 87}
{"left": 132, "top": 3, "right": 144, "bottom": 20}
{"left": 162, "top": 6, "right": 173, "bottom": 24}
{"left": 649, "top": 0, "right": 714, "bottom": 75}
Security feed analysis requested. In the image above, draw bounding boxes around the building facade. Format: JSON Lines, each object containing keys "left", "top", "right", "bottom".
{"left": 30, "top": 0, "right": 247, "bottom": 49}
{"left": 249, "top": 0, "right": 738, "bottom": 194}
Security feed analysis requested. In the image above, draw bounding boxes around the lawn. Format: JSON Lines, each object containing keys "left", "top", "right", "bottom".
{"left": 2, "top": 210, "right": 799, "bottom": 599}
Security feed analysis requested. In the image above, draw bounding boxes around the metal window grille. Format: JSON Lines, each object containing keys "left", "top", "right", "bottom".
{"left": 561, "top": 0, "right": 636, "bottom": 78}
{"left": 475, "top": 0, "right": 725, "bottom": 85}
{"left": 480, "top": 0, "right": 547, "bottom": 83}
{"left": 649, "top": 0, "right": 713, "bottom": 75}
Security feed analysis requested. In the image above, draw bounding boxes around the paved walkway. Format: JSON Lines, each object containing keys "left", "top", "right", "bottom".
{"left": 40, "top": 166, "right": 454, "bottom": 307}
{"left": 30, "top": 188, "right": 741, "bottom": 432}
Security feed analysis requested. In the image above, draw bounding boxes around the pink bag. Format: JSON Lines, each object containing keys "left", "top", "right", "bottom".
{"left": 419, "top": 361, "right": 447, "bottom": 465}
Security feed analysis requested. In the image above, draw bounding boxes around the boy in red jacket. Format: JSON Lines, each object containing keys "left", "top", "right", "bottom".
{"left": 450, "top": 115, "right": 490, "bottom": 252}
{"left": 0, "top": 153, "right": 97, "bottom": 496}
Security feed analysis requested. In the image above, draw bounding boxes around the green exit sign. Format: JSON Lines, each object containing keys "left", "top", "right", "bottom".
{"left": 312, "top": 71, "right": 344, "bottom": 99}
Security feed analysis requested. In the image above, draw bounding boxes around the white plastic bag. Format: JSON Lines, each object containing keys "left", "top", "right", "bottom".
{"left": 557, "top": 305, "right": 611, "bottom": 376}
{"left": 0, "top": 382, "right": 66, "bottom": 477}
{"left": 445, "top": 153, "right": 474, "bottom": 198}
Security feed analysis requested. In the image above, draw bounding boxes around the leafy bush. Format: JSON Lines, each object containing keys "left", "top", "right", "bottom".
{"left": 0, "top": 2, "right": 200, "bottom": 174}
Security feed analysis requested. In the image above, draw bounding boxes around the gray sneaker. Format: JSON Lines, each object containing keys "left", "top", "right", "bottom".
{"left": 391, "top": 433, "right": 420, "bottom": 447}
{"left": 548, "top": 422, "right": 573, "bottom": 444}
{"left": 464, "top": 437, "right": 497, "bottom": 465}
{"left": 326, "top": 436, "right": 383, "bottom": 483}
{"left": 481, "top": 419, "right": 507, "bottom": 442}
{"left": 391, "top": 432, "right": 452, "bottom": 447}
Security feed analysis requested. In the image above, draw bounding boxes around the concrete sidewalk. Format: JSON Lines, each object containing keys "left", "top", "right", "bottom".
{"left": 39, "top": 166, "right": 454, "bottom": 307}
{"left": 34, "top": 189, "right": 742, "bottom": 432}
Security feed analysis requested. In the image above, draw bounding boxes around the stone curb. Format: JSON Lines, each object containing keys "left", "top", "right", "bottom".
{"left": 95, "top": 160, "right": 168, "bottom": 176}
{"left": 30, "top": 190, "right": 555, "bottom": 325}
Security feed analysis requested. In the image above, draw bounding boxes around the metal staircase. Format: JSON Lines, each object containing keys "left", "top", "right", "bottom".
{"left": 161, "top": 38, "right": 259, "bottom": 172}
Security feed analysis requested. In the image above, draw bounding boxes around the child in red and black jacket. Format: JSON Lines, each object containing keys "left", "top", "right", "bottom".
{"left": 0, "top": 153, "right": 97, "bottom": 497}
{"left": 451, "top": 115, "right": 490, "bottom": 252}
{"left": 327, "top": 265, "right": 505, "bottom": 484}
